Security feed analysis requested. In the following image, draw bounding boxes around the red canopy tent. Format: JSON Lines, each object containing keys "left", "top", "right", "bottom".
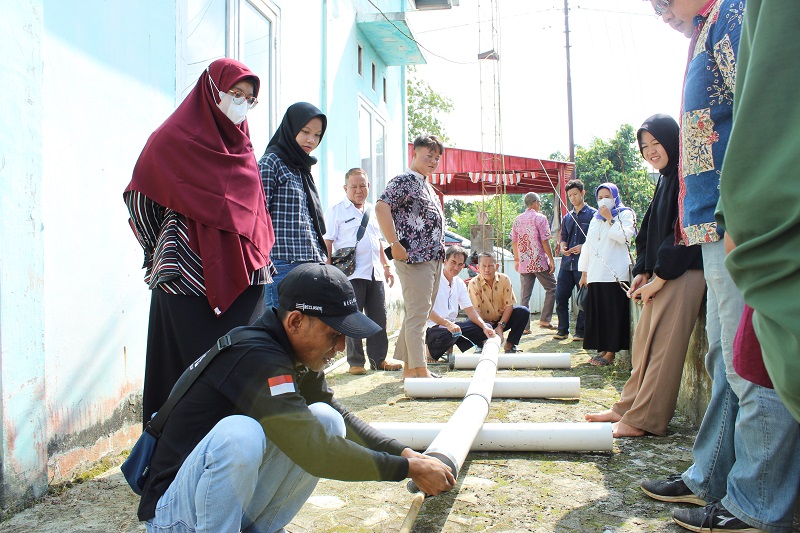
{"left": 407, "top": 143, "right": 575, "bottom": 217}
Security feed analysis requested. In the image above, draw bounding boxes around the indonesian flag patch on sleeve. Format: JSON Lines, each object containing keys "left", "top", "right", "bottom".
{"left": 267, "top": 375, "right": 295, "bottom": 396}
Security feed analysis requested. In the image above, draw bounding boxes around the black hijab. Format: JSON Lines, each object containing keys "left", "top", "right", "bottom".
{"left": 265, "top": 102, "right": 328, "bottom": 253}
{"left": 633, "top": 114, "right": 701, "bottom": 278}
{"left": 637, "top": 113, "right": 679, "bottom": 179}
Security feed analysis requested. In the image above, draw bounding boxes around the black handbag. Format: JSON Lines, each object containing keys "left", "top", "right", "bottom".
{"left": 576, "top": 285, "right": 588, "bottom": 312}
{"left": 121, "top": 328, "right": 264, "bottom": 495}
{"left": 330, "top": 208, "right": 371, "bottom": 277}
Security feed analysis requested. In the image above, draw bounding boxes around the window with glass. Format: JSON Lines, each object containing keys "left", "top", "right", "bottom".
{"left": 358, "top": 102, "right": 387, "bottom": 203}
{"left": 183, "top": 0, "right": 278, "bottom": 156}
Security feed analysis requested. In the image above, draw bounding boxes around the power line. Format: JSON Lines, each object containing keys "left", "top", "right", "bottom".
{"left": 366, "top": 0, "right": 476, "bottom": 65}
{"left": 573, "top": 5, "right": 652, "bottom": 17}
{"left": 415, "top": 7, "right": 560, "bottom": 34}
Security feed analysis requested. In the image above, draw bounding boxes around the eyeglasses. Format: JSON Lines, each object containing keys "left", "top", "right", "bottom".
{"left": 227, "top": 88, "right": 258, "bottom": 109}
{"left": 207, "top": 70, "right": 258, "bottom": 109}
{"left": 653, "top": 0, "right": 670, "bottom": 17}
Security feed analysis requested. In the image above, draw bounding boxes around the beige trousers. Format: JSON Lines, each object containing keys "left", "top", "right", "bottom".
{"left": 613, "top": 269, "right": 706, "bottom": 435}
{"left": 393, "top": 260, "right": 441, "bottom": 369}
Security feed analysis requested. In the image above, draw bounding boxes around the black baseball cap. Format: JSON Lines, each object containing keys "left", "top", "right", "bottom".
{"left": 278, "top": 263, "right": 382, "bottom": 338}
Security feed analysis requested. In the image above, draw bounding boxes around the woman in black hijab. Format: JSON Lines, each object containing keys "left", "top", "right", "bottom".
{"left": 585, "top": 114, "right": 705, "bottom": 437}
{"left": 259, "top": 102, "right": 328, "bottom": 306}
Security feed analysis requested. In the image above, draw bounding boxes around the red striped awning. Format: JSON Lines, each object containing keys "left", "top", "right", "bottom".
{"left": 408, "top": 144, "right": 575, "bottom": 216}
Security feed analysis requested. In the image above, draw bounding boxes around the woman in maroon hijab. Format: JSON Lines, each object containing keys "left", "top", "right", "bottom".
{"left": 124, "top": 58, "right": 274, "bottom": 426}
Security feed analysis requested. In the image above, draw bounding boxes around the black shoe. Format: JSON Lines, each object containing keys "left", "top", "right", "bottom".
{"left": 672, "top": 502, "right": 758, "bottom": 532}
{"left": 641, "top": 474, "right": 707, "bottom": 506}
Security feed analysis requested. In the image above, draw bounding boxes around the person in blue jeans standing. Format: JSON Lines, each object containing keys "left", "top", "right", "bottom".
{"left": 641, "top": 1, "right": 800, "bottom": 531}
{"left": 259, "top": 102, "right": 329, "bottom": 307}
{"left": 554, "top": 179, "right": 595, "bottom": 342}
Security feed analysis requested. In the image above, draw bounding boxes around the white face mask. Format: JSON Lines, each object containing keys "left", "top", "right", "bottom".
{"left": 217, "top": 91, "right": 249, "bottom": 125}
{"left": 207, "top": 70, "right": 249, "bottom": 125}
{"left": 598, "top": 198, "right": 616, "bottom": 211}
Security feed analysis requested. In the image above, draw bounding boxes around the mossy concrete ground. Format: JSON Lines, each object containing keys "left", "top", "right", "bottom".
{"left": 288, "top": 324, "right": 701, "bottom": 533}
{"left": 2, "top": 321, "right": 797, "bottom": 532}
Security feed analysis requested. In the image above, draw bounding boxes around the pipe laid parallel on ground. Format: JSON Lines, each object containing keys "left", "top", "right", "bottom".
{"left": 404, "top": 377, "right": 580, "bottom": 399}
{"left": 449, "top": 352, "right": 571, "bottom": 370}
{"left": 373, "top": 422, "right": 613, "bottom": 452}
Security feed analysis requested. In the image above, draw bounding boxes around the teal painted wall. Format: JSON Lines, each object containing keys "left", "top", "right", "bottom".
{"left": 0, "top": 0, "right": 48, "bottom": 508}
{"left": 41, "top": 0, "right": 176, "bottom": 475}
{"left": 0, "top": 0, "right": 176, "bottom": 506}
{"left": 317, "top": 0, "right": 407, "bottom": 209}
{"left": 0, "top": 0, "right": 414, "bottom": 509}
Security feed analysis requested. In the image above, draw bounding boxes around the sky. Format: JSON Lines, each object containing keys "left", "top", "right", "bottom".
{"left": 405, "top": 0, "right": 691, "bottom": 160}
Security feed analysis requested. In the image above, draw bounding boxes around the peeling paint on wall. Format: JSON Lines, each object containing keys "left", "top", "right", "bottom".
{"left": 47, "top": 391, "right": 141, "bottom": 458}
{"left": 47, "top": 394, "right": 142, "bottom": 482}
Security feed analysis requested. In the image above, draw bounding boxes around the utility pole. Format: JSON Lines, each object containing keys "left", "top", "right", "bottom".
{"left": 563, "top": 0, "right": 575, "bottom": 173}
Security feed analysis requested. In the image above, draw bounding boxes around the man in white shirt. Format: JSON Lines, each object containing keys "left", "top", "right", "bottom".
{"left": 324, "top": 168, "right": 401, "bottom": 374}
{"left": 425, "top": 246, "right": 496, "bottom": 361}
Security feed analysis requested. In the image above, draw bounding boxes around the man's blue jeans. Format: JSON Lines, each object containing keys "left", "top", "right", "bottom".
{"left": 555, "top": 268, "right": 585, "bottom": 336}
{"left": 264, "top": 260, "right": 313, "bottom": 309}
{"left": 682, "top": 240, "right": 800, "bottom": 533}
{"left": 146, "top": 403, "right": 346, "bottom": 533}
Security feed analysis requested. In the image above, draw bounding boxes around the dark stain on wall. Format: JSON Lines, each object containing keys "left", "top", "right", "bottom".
{"left": 46, "top": 394, "right": 142, "bottom": 457}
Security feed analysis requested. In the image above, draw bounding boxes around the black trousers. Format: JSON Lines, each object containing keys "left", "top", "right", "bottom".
{"left": 346, "top": 277, "right": 389, "bottom": 368}
{"left": 425, "top": 320, "right": 488, "bottom": 360}
{"left": 142, "top": 285, "right": 265, "bottom": 426}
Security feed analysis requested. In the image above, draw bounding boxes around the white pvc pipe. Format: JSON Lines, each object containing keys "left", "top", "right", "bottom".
{"left": 450, "top": 352, "right": 571, "bottom": 370}
{"left": 416, "top": 337, "right": 502, "bottom": 483}
{"left": 404, "top": 377, "right": 580, "bottom": 399}
{"left": 372, "top": 422, "right": 613, "bottom": 452}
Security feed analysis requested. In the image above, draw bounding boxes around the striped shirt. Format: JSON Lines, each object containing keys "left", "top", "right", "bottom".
{"left": 259, "top": 152, "right": 326, "bottom": 263}
{"left": 124, "top": 190, "right": 269, "bottom": 297}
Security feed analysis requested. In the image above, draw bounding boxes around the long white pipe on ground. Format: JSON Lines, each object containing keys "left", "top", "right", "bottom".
{"left": 411, "top": 337, "right": 502, "bottom": 488}
{"left": 400, "top": 340, "right": 504, "bottom": 532}
{"left": 372, "top": 422, "right": 613, "bottom": 452}
{"left": 450, "top": 352, "right": 571, "bottom": 370}
{"left": 404, "top": 377, "right": 580, "bottom": 399}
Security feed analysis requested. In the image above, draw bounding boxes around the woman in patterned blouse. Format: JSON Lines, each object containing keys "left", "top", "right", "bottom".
{"left": 376, "top": 135, "right": 446, "bottom": 379}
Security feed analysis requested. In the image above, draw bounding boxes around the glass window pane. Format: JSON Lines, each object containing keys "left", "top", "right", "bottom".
{"left": 359, "top": 105, "right": 373, "bottom": 189}
{"left": 241, "top": 1, "right": 272, "bottom": 156}
{"left": 373, "top": 120, "right": 386, "bottom": 202}
{"left": 185, "top": 0, "right": 226, "bottom": 98}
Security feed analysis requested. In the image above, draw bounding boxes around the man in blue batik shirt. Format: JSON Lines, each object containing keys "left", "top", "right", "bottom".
{"left": 641, "top": 1, "right": 800, "bottom": 532}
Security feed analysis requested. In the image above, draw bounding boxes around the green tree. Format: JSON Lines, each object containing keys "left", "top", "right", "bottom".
{"left": 443, "top": 198, "right": 469, "bottom": 229}
{"left": 406, "top": 66, "right": 454, "bottom": 144}
{"left": 448, "top": 194, "right": 525, "bottom": 252}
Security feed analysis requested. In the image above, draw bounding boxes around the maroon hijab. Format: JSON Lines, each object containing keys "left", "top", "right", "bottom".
{"left": 125, "top": 58, "right": 274, "bottom": 315}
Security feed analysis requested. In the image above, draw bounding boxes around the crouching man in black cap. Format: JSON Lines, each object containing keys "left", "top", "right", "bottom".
{"left": 138, "top": 263, "right": 455, "bottom": 532}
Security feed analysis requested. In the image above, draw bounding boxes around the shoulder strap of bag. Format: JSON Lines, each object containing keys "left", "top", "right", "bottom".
{"left": 355, "top": 207, "right": 371, "bottom": 245}
{"left": 619, "top": 210, "right": 637, "bottom": 268}
{"left": 146, "top": 327, "right": 264, "bottom": 437}
{"left": 609, "top": 211, "right": 637, "bottom": 282}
